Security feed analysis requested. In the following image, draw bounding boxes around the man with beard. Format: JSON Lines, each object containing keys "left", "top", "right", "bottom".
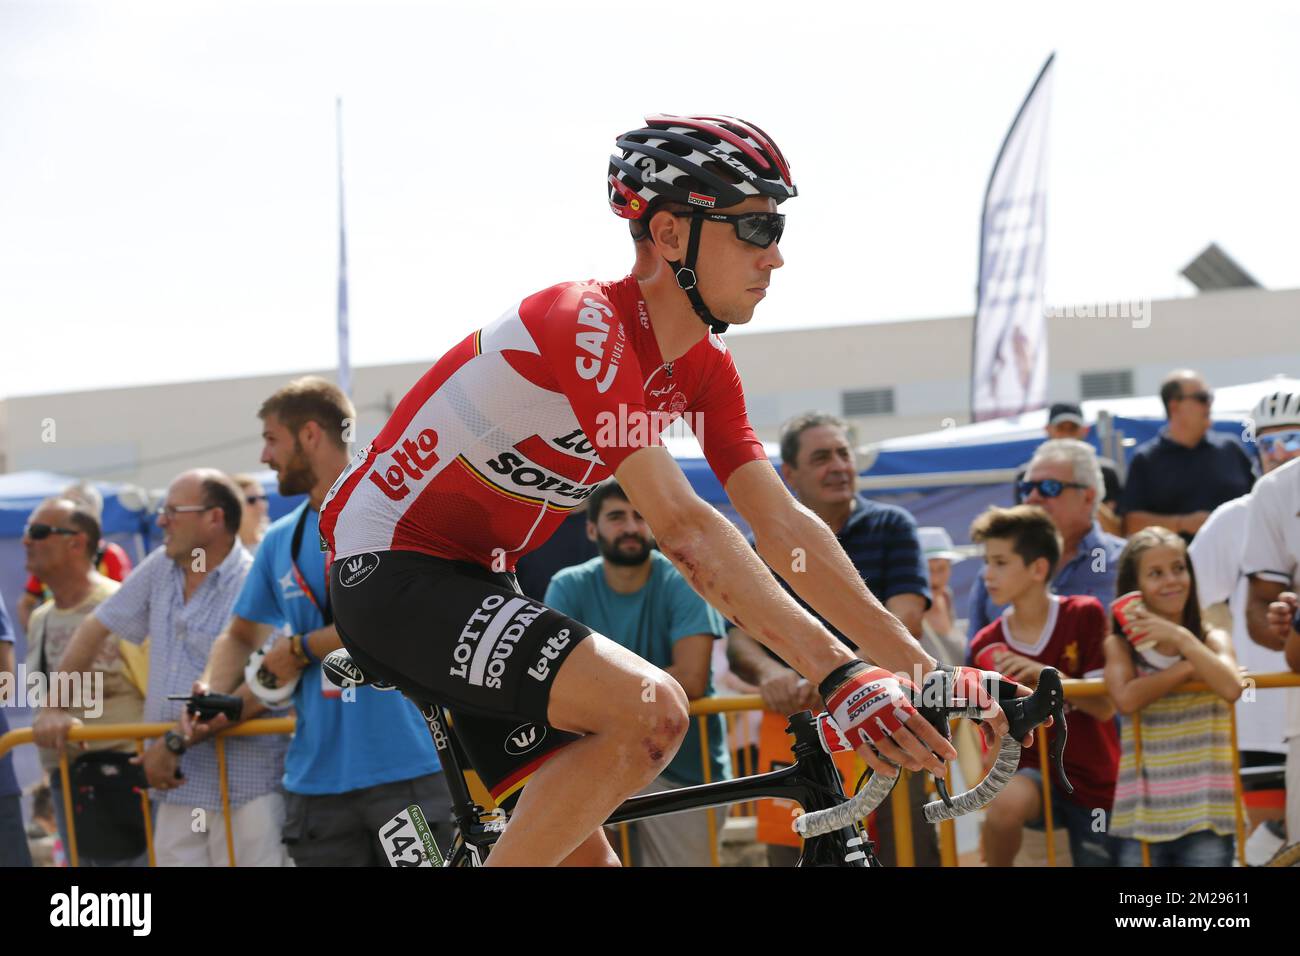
{"left": 544, "top": 479, "right": 730, "bottom": 866}
{"left": 188, "top": 377, "right": 452, "bottom": 865}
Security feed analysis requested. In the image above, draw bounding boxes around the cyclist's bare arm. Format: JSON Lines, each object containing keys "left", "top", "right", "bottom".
{"left": 885, "top": 593, "right": 925, "bottom": 638}
{"left": 726, "top": 459, "right": 935, "bottom": 675}
{"left": 614, "top": 447, "right": 955, "bottom": 774}
{"left": 616, "top": 448, "right": 857, "bottom": 681}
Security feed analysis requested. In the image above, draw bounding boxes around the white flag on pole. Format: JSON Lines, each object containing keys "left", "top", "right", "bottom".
{"left": 336, "top": 97, "right": 352, "bottom": 398}
{"left": 971, "top": 54, "right": 1054, "bottom": 422}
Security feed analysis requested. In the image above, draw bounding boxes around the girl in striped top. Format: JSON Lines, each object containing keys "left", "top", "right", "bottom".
{"left": 1102, "top": 527, "right": 1243, "bottom": 866}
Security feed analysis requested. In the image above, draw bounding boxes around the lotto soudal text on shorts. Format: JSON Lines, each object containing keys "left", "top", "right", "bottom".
{"left": 450, "top": 594, "right": 552, "bottom": 690}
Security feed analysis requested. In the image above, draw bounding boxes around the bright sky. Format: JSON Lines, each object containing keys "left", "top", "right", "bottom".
{"left": 3, "top": 0, "right": 1297, "bottom": 400}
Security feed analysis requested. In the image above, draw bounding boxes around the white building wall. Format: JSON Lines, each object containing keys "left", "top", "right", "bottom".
{"left": 2, "top": 286, "right": 1297, "bottom": 488}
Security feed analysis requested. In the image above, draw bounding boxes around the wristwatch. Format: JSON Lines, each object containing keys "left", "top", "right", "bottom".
{"left": 164, "top": 730, "right": 188, "bottom": 755}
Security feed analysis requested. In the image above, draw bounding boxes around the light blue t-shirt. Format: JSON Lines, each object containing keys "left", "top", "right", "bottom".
{"left": 233, "top": 503, "right": 440, "bottom": 795}
{"left": 544, "top": 550, "right": 731, "bottom": 786}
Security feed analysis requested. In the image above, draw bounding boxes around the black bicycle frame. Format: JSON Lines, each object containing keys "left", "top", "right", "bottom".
{"left": 412, "top": 696, "right": 877, "bottom": 867}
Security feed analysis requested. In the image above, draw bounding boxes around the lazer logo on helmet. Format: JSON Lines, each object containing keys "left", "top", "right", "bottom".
{"left": 574, "top": 297, "right": 624, "bottom": 393}
{"left": 707, "top": 147, "right": 758, "bottom": 181}
{"left": 368, "top": 428, "right": 441, "bottom": 501}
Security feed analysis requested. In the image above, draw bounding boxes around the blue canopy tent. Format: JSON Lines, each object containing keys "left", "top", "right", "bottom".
{"left": 856, "top": 376, "right": 1300, "bottom": 620}
{"left": 0, "top": 435, "right": 779, "bottom": 635}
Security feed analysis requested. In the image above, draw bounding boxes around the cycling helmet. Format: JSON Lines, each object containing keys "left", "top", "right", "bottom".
{"left": 1250, "top": 388, "right": 1300, "bottom": 431}
{"left": 608, "top": 114, "right": 797, "bottom": 333}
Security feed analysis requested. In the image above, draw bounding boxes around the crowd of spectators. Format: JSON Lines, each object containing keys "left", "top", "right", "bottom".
{"left": 1, "top": 365, "right": 1298, "bottom": 868}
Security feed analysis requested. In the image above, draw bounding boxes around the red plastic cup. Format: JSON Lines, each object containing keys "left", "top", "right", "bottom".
{"left": 974, "top": 642, "right": 1010, "bottom": 672}
{"left": 1112, "top": 591, "right": 1156, "bottom": 652}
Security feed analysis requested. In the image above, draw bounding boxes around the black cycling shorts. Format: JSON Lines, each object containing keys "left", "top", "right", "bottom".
{"left": 330, "top": 550, "right": 589, "bottom": 808}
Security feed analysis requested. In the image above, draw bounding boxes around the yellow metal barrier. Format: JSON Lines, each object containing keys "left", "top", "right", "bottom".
{"left": 5, "top": 672, "right": 1296, "bottom": 867}
{"left": 0, "top": 718, "right": 295, "bottom": 868}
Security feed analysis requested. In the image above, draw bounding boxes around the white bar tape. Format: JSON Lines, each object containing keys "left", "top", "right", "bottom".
{"left": 922, "top": 737, "right": 1021, "bottom": 823}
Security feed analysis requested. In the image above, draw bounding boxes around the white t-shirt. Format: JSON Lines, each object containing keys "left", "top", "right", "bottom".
{"left": 1190, "top": 495, "right": 1288, "bottom": 752}
{"left": 1241, "top": 456, "right": 1300, "bottom": 740}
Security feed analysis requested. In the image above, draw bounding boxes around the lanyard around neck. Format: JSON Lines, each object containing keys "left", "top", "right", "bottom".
{"left": 290, "top": 506, "right": 331, "bottom": 626}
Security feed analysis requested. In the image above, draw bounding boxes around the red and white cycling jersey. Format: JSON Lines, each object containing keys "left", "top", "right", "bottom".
{"left": 320, "top": 275, "right": 767, "bottom": 570}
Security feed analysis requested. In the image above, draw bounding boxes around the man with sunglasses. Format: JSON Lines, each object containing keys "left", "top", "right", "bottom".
{"left": 233, "top": 473, "right": 271, "bottom": 551}
{"left": 1012, "top": 403, "right": 1123, "bottom": 536}
{"left": 967, "top": 439, "right": 1126, "bottom": 644}
{"left": 17, "top": 482, "right": 132, "bottom": 634}
{"left": 1194, "top": 386, "right": 1300, "bottom": 856}
{"left": 26, "top": 498, "right": 147, "bottom": 865}
{"left": 320, "top": 114, "right": 1031, "bottom": 867}
{"left": 1119, "top": 369, "right": 1255, "bottom": 541}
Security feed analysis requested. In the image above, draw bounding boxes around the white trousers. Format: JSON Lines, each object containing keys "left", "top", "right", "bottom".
{"left": 152, "top": 791, "right": 292, "bottom": 867}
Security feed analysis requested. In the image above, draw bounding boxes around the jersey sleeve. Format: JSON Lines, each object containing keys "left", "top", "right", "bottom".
{"left": 528, "top": 286, "right": 657, "bottom": 475}
{"left": 692, "top": 340, "right": 768, "bottom": 486}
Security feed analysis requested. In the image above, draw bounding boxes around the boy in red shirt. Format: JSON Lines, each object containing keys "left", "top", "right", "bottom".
{"left": 968, "top": 504, "right": 1119, "bottom": 866}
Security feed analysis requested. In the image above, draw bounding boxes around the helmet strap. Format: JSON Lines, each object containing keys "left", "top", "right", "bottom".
{"left": 667, "top": 216, "right": 729, "bottom": 335}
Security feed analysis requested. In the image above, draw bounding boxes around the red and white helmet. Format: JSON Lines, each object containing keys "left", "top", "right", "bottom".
{"left": 608, "top": 114, "right": 797, "bottom": 221}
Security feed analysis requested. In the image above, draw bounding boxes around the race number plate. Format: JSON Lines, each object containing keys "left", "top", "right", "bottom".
{"left": 379, "top": 804, "right": 444, "bottom": 867}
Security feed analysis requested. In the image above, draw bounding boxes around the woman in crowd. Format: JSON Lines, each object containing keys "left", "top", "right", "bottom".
{"left": 1103, "top": 526, "right": 1243, "bottom": 866}
{"left": 918, "top": 527, "right": 967, "bottom": 665}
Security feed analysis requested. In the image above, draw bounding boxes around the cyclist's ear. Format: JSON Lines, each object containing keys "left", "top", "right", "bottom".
{"left": 647, "top": 208, "right": 686, "bottom": 258}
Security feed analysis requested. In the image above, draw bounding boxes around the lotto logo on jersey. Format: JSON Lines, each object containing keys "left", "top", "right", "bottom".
{"left": 368, "top": 428, "right": 441, "bottom": 501}
{"left": 574, "top": 297, "right": 625, "bottom": 394}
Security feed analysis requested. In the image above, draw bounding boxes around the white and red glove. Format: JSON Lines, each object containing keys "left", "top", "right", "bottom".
{"left": 819, "top": 661, "right": 920, "bottom": 750}
{"left": 935, "top": 664, "right": 1001, "bottom": 720}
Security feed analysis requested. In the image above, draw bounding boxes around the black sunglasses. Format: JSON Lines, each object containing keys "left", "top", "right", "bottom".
{"left": 25, "top": 523, "right": 83, "bottom": 541}
{"left": 246, "top": 495, "right": 268, "bottom": 505}
{"left": 1018, "top": 479, "right": 1090, "bottom": 500}
{"left": 671, "top": 211, "right": 785, "bottom": 249}
{"left": 1176, "top": 390, "right": 1214, "bottom": 405}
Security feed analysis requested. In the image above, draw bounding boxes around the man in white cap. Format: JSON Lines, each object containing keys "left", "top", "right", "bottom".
{"left": 1015, "top": 403, "right": 1122, "bottom": 535}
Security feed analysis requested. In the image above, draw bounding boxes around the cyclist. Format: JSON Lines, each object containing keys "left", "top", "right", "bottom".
{"left": 322, "top": 114, "right": 1030, "bottom": 866}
